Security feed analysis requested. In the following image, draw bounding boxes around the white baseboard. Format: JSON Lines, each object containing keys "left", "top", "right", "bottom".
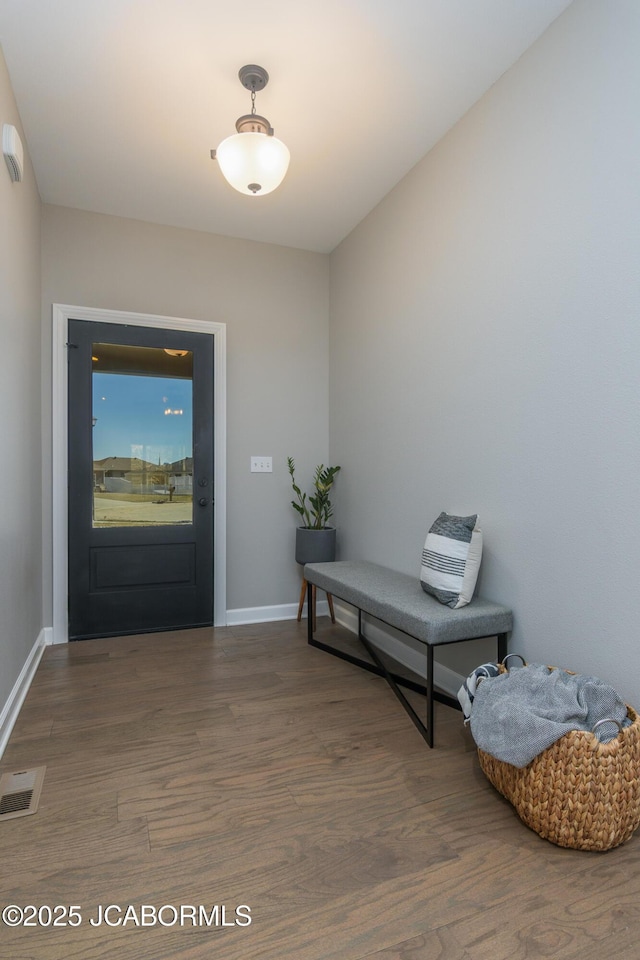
{"left": 226, "top": 600, "right": 329, "bottom": 627}
{"left": 332, "top": 600, "right": 465, "bottom": 698}
{"left": 0, "top": 628, "right": 49, "bottom": 760}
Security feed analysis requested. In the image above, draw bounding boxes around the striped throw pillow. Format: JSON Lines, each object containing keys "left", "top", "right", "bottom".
{"left": 420, "top": 512, "right": 483, "bottom": 608}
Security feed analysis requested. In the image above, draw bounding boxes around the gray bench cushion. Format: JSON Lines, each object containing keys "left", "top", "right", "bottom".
{"left": 304, "top": 560, "right": 512, "bottom": 645}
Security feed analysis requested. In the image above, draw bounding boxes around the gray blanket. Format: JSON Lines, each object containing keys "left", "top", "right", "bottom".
{"left": 469, "top": 663, "right": 630, "bottom": 767}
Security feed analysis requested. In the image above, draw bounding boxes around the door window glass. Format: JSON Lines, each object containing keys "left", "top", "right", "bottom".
{"left": 91, "top": 344, "right": 193, "bottom": 527}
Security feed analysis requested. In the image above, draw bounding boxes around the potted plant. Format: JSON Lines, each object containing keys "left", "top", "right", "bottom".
{"left": 287, "top": 457, "right": 341, "bottom": 564}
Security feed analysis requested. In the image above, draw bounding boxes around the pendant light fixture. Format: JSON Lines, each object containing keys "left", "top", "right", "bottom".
{"left": 211, "top": 65, "right": 290, "bottom": 196}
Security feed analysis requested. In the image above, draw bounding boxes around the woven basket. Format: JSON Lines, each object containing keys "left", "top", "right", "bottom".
{"left": 477, "top": 664, "right": 640, "bottom": 851}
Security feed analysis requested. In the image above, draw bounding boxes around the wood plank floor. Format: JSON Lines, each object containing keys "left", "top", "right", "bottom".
{"left": 1, "top": 618, "right": 639, "bottom": 960}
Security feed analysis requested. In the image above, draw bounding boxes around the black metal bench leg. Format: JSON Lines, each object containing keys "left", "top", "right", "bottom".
{"left": 497, "top": 632, "right": 508, "bottom": 662}
{"left": 307, "top": 581, "right": 314, "bottom": 642}
{"left": 426, "top": 644, "right": 434, "bottom": 748}
{"left": 304, "top": 581, "right": 507, "bottom": 751}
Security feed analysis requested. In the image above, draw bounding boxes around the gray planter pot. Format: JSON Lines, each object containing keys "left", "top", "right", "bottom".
{"left": 295, "top": 526, "right": 336, "bottom": 565}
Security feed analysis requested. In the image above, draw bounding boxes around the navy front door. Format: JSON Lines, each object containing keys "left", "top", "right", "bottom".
{"left": 67, "top": 319, "right": 214, "bottom": 639}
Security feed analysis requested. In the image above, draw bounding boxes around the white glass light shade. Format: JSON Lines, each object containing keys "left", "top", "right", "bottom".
{"left": 215, "top": 131, "right": 290, "bottom": 196}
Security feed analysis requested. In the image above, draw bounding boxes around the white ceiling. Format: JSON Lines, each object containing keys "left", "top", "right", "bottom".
{"left": 0, "top": 0, "right": 573, "bottom": 253}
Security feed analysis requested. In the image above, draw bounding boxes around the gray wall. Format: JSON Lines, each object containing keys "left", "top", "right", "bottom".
{"left": 41, "top": 205, "right": 330, "bottom": 616}
{"left": 329, "top": 0, "right": 640, "bottom": 701}
{"left": 0, "top": 48, "right": 43, "bottom": 707}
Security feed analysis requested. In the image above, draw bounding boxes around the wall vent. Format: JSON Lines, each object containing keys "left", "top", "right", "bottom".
{"left": 2, "top": 123, "right": 24, "bottom": 182}
{"left": 0, "top": 766, "right": 46, "bottom": 821}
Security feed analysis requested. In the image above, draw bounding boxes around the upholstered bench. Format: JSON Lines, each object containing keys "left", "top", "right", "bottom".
{"left": 303, "top": 560, "right": 513, "bottom": 747}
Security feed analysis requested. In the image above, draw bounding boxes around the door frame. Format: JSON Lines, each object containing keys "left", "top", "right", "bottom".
{"left": 52, "top": 303, "right": 227, "bottom": 643}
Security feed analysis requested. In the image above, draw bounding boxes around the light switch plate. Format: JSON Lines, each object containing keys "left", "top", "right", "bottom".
{"left": 250, "top": 456, "right": 272, "bottom": 473}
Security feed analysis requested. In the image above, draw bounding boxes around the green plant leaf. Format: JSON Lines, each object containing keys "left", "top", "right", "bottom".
{"left": 288, "top": 457, "right": 340, "bottom": 529}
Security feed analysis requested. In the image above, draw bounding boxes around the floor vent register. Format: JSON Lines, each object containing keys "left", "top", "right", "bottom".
{"left": 0, "top": 766, "right": 46, "bottom": 821}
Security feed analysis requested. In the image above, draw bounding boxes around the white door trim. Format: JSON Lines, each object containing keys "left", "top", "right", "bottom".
{"left": 52, "top": 303, "right": 227, "bottom": 643}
